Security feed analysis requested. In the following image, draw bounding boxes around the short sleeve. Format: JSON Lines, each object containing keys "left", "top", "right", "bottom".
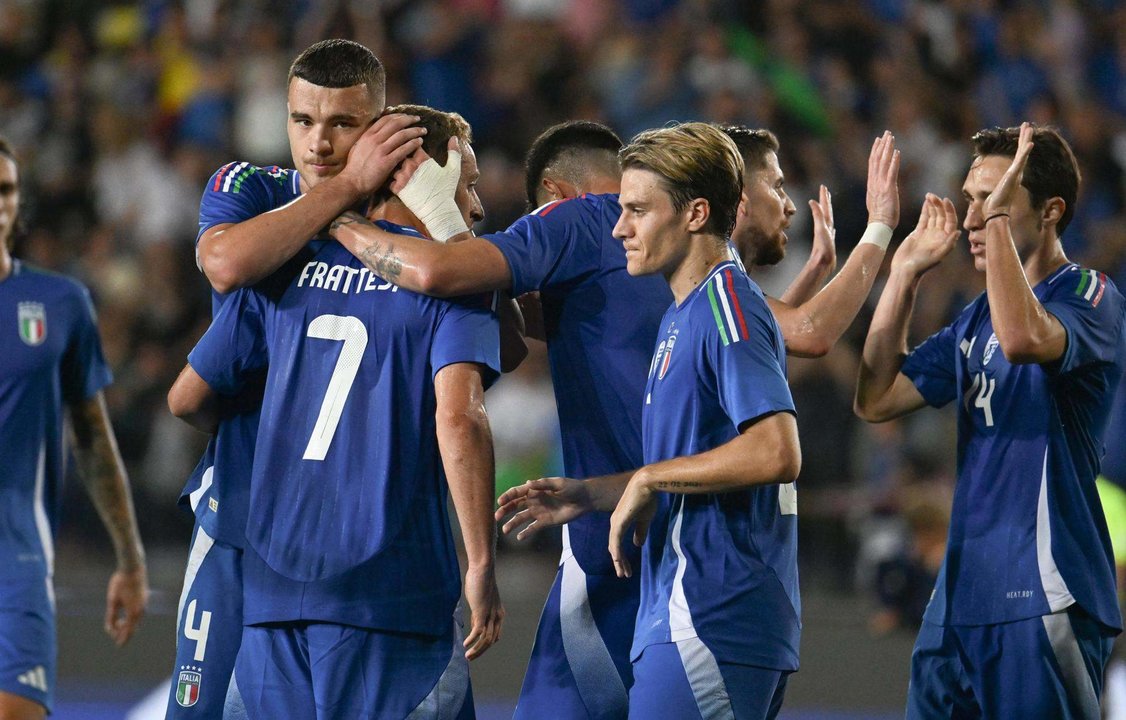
{"left": 484, "top": 198, "right": 603, "bottom": 296}
{"left": 188, "top": 288, "right": 269, "bottom": 394}
{"left": 60, "top": 285, "right": 113, "bottom": 404}
{"left": 704, "top": 280, "right": 795, "bottom": 429}
{"left": 1043, "top": 269, "right": 1126, "bottom": 374}
{"left": 196, "top": 163, "right": 289, "bottom": 263}
{"left": 901, "top": 324, "right": 959, "bottom": 408}
{"left": 430, "top": 294, "right": 501, "bottom": 389}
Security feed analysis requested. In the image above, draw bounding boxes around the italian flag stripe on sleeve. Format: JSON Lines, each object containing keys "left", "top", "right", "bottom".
{"left": 212, "top": 162, "right": 238, "bottom": 191}
{"left": 707, "top": 270, "right": 750, "bottom": 345}
{"left": 1076, "top": 269, "right": 1107, "bottom": 307}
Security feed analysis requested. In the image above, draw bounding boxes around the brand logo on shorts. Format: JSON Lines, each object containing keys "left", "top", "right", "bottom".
{"left": 17, "top": 302, "right": 46, "bottom": 346}
{"left": 16, "top": 665, "right": 47, "bottom": 692}
{"left": 176, "top": 667, "right": 202, "bottom": 707}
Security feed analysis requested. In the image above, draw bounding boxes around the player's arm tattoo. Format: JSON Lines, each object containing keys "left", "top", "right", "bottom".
{"left": 69, "top": 394, "right": 145, "bottom": 570}
{"left": 331, "top": 210, "right": 405, "bottom": 282}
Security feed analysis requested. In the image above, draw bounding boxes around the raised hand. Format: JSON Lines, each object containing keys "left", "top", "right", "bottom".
{"left": 867, "top": 131, "right": 901, "bottom": 228}
{"left": 336, "top": 113, "right": 427, "bottom": 199}
{"left": 890, "top": 193, "right": 960, "bottom": 278}
{"left": 495, "top": 476, "right": 593, "bottom": 541}
{"left": 983, "top": 122, "right": 1034, "bottom": 219}
{"left": 608, "top": 475, "right": 657, "bottom": 579}
{"left": 808, "top": 184, "right": 837, "bottom": 272}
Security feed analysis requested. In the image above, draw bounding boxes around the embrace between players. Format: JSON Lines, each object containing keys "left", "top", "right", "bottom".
{"left": 153, "top": 38, "right": 1122, "bottom": 720}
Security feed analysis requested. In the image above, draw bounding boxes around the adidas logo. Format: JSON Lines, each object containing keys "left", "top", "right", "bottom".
{"left": 17, "top": 666, "right": 47, "bottom": 692}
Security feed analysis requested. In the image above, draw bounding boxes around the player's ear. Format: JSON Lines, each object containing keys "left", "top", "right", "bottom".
{"left": 541, "top": 177, "right": 563, "bottom": 203}
{"left": 685, "top": 198, "right": 710, "bottom": 232}
{"left": 1041, "top": 197, "right": 1065, "bottom": 230}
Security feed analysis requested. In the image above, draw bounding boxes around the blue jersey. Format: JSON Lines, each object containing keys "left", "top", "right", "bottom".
{"left": 902, "top": 263, "right": 1126, "bottom": 629}
{"left": 633, "top": 262, "right": 800, "bottom": 671}
{"left": 1100, "top": 369, "right": 1126, "bottom": 487}
{"left": 486, "top": 193, "right": 671, "bottom": 574}
{"left": 0, "top": 261, "right": 111, "bottom": 584}
{"left": 178, "top": 162, "right": 304, "bottom": 546}
{"left": 187, "top": 224, "right": 500, "bottom": 634}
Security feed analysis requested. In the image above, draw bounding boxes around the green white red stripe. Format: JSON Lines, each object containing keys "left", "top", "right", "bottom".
{"left": 1075, "top": 269, "right": 1107, "bottom": 307}
{"left": 212, "top": 162, "right": 257, "bottom": 193}
{"left": 706, "top": 269, "right": 749, "bottom": 346}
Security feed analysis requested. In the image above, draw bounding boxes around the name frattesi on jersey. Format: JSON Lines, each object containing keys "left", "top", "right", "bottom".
{"left": 298, "top": 261, "right": 401, "bottom": 294}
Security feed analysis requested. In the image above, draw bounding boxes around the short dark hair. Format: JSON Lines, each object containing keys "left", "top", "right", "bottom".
{"left": 524, "top": 121, "right": 622, "bottom": 209}
{"left": 719, "top": 125, "right": 780, "bottom": 175}
{"left": 971, "top": 125, "right": 1080, "bottom": 235}
{"left": 288, "top": 39, "right": 385, "bottom": 104}
{"left": 0, "top": 136, "right": 16, "bottom": 167}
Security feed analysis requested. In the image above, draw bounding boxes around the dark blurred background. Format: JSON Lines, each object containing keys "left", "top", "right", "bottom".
{"left": 2, "top": 0, "right": 1125, "bottom": 717}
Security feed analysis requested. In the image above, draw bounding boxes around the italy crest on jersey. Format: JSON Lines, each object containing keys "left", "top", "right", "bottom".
{"left": 176, "top": 668, "right": 201, "bottom": 707}
{"left": 658, "top": 333, "right": 677, "bottom": 380}
{"left": 17, "top": 302, "right": 46, "bottom": 346}
{"left": 983, "top": 333, "right": 1000, "bottom": 366}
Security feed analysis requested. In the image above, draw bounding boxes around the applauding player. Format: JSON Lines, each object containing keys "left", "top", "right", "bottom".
{"left": 855, "top": 123, "right": 1125, "bottom": 718}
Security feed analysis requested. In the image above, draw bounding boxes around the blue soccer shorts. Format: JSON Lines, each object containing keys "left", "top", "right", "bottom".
{"left": 629, "top": 639, "right": 789, "bottom": 720}
{"left": 513, "top": 546, "right": 638, "bottom": 719}
{"left": 166, "top": 524, "right": 244, "bottom": 718}
{"left": 234, "top": 618, "right": 473, "bottom": 719}
{"left": 907, "top": 605, "right": 1117, "bottom": 719}
{"left": 0, "top": 574, "right": 56, "bottom": 713}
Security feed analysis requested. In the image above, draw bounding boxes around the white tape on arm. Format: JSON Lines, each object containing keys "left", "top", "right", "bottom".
{"left": 396, "top": 151, "right": 469, "bottom": 242}
{"left": 858, "top": 222, "right": 893, "bottom": 250}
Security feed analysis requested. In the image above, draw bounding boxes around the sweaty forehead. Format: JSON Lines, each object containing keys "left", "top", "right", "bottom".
{"left": 963, "top": 155, "right": 1008, "bottom": 195}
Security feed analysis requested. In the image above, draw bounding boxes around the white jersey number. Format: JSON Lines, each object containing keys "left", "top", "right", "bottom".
{"left": 303, "top": 315, "right": 368, "bottom": 460}
{"left": 969, "top": 371, "right": 996, "bottom": 427}
{"left": 183, "top": 599, "right": 212, "bottom": 662}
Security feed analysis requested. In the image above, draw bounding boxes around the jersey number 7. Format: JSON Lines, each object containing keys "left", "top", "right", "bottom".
{"left": 303, "top": 314, "right": 368, "bottom": 460}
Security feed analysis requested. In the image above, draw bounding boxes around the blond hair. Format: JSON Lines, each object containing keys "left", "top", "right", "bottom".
{"left": 619, "top": 122, "right": 744, "bottom": 236}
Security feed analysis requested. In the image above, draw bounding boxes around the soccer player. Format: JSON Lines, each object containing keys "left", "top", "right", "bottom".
{"left": 167, "top": 105, "right": 502, "bottom": 717}
{"left": 499, "top": 122, "right": 803, "bottom": 718}
{"left": 328, "top": 120, "right": 899, "bottom": 718}
{"left": 166, "top": 39, "right": 424, "bottom": 717}
{"left": 855, "top": 123, "right": 1125, "bottom": 718}
{"left": 0, "top": 137, "right": 147, "bottom": 720}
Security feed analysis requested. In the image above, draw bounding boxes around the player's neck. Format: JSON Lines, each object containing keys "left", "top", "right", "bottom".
{"left": 668, "top": 236, "right": 728, "bottom": 305}
{"left": 1022, "top": 236, "right": 1069, "bottom": 287}
{"left": 0, "top": 245, "right": 11, "bottom": 283}
{"left": 370, "top": 200, "right": 431, "bottom": 240}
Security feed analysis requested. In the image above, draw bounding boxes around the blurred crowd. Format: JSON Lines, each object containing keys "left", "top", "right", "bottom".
{"left": 3, "top": 0, "right": 1124, "bottom": 632}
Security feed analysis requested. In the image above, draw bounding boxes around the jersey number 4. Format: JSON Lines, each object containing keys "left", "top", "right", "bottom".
{"left": 304, "top": 315, "right": 368, "bottom": 460}
{"left": 968, "top": 371, "right": 996, "bottom": 427}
